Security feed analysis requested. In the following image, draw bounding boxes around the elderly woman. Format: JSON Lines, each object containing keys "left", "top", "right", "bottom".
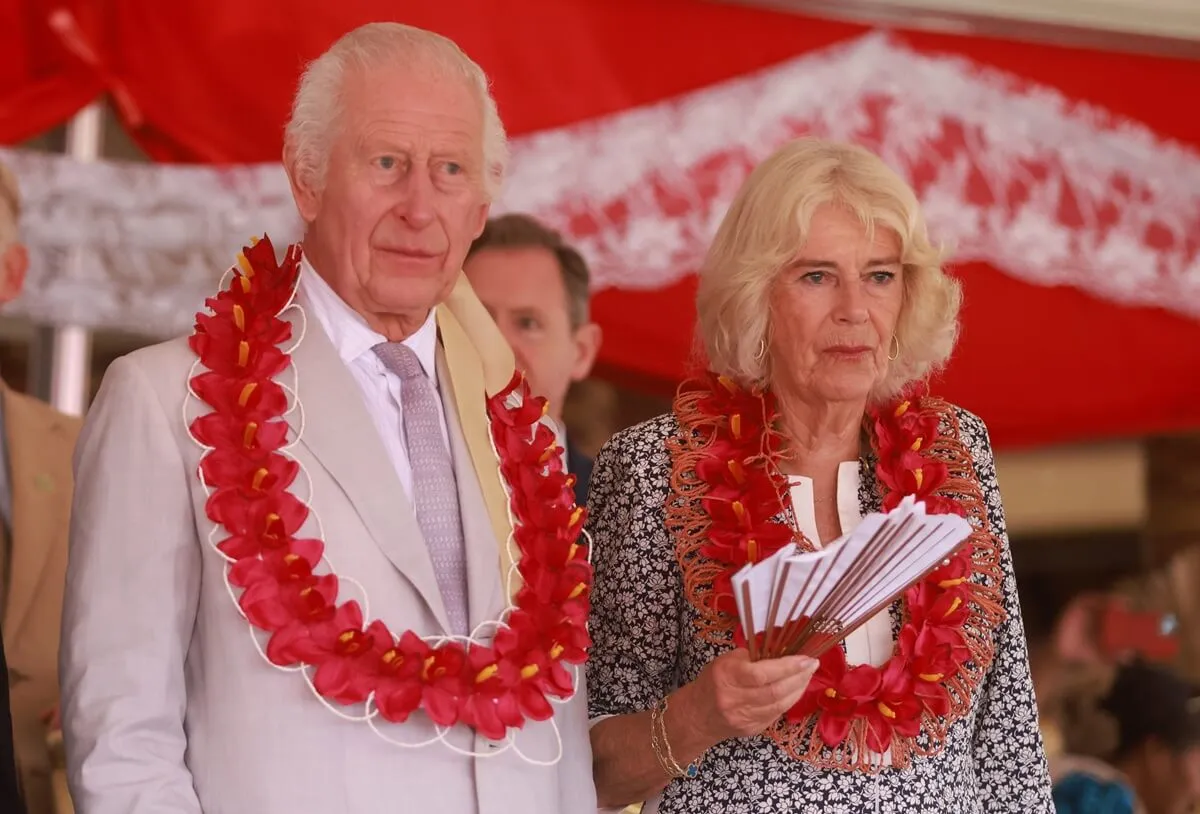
{"left": 586, "top": 138, "right": 1053, "bottom": 812}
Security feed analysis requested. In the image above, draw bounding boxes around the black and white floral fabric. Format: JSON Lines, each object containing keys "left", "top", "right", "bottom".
{"left": 585, "top": 408, "right": 1054, "bottom": 813}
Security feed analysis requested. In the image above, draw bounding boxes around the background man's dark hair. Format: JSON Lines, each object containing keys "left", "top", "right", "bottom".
{"left": 467, "top": 214, "right": 591, "bottom": 328}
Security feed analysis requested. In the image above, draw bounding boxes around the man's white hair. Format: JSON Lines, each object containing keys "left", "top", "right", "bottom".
{"left": 284, "top": 23, "right": 509, "bottom": 199}
{"left": 0, "top": 160, "right": 20, "bottom": 251}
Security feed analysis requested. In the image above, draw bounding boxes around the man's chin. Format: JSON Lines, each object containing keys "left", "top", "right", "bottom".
{"left": 368, "top": 272, "right": 454, "bottom": 306}
{"left": 371, "top": 253, "right": 445, "bottom": 278}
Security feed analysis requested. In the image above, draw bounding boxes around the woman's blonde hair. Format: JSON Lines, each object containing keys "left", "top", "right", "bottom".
{"left": 695, "top": 137, "right": 961, "bottom": 401}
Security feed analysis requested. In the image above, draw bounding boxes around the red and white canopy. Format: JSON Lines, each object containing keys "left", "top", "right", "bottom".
{"left": 2, "top": 0, "right": 1198, "bottom": 449}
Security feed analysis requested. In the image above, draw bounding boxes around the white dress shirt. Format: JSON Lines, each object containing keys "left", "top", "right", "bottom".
{"left": 548, "top": 416, "right": 571, "bottom": 470}
{"left": 298, "top": 261, "right": 449, "bottom": 500}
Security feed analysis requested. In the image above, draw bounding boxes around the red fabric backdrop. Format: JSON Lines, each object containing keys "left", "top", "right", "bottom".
{"left": 3, "top": 0, "right": 1200, "bottom": 448}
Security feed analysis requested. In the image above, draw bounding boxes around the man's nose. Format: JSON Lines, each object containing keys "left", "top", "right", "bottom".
{"left": 391, "top": 170, "right": 436, "bottom": 229}
{"left": 509, "top": 341, "right": 531, "bottom": 372}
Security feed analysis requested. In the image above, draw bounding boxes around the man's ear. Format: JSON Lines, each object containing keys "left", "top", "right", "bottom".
{"left": 471, "top": 200, "right": 491, "bottom": 240}
{"left": 284, "top": 144, "right": 320, "bottom": 223}
{"left": 569, "top": 321, "right": 602, "bottom": 382}
{"left": 0, "top": 242, "right": 28, "bottom": 306}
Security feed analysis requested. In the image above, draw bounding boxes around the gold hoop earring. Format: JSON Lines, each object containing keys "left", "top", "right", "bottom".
{"left": 754, "top": 339, "right": 767, "bottom": 361}
{"left": 888, "top": 335, "right": 900, "bottom": 361}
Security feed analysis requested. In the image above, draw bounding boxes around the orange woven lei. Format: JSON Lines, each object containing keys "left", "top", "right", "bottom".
{"left": 187, "top": 236, "right": 592, "bottom": 740}
{"left": 665, "top": 372, "right": 1006, "bottom": 771}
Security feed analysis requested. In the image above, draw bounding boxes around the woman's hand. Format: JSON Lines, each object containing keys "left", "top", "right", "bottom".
{"left": 591, "top": 650, "right": 817, "bottom": 808}
{"left": 676, "top": 649, "right": 819, "bottom": 744}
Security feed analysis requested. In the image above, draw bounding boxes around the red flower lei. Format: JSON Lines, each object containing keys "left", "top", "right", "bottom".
{"left": 186, "top": 236, "right": 592, "bottom": 742}
{"left": 665, "top": 373, "right": 1006, "bottom": 770}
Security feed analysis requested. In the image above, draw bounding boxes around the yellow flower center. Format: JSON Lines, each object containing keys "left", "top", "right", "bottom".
{"left": 237, "top": 382, "right": 257, "bottom": 406}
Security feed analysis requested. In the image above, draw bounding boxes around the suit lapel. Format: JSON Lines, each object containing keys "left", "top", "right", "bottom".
{"left": 435, "top": 306, "right": 517, "bottom": 599}
{"left": 2, "top": 386, "right": 74, "bottom": 642}
{"left": 437, "top": 352, "right": 504, "bottom": 629}
{"left": 285, "top": 304, "right": 451, "bottom": 632}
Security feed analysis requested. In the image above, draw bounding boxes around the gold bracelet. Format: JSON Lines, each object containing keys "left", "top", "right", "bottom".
{"left": 657, "top": 697, "right": 688, "bottom": 777}
{"left": 650, "top": 696, "right": 703, "bottom": 780}
{"left": 648, "top": 700, "right": 678, "bottom": 779}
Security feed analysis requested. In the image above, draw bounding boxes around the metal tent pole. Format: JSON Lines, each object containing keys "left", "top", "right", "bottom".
{"left": 43, "top": 101, "right": 103, "bottom": 417}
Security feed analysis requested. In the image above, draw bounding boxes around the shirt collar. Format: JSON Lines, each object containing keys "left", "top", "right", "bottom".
{"left": 298, "top": 257, "right": 439, "bottom": 383}
{"left": 549, "top": 416, "right": 567, "bottom": 456}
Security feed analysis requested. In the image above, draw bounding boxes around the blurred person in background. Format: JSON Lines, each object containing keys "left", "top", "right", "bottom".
{"left": 464, "top": 214, "right": 602, "bottom": 502}
{"left": 1053, "top": 659, "right": 1200, "bottom": 814}
{"left": 585, "top": 137, "right": 1051, "bottom": 812}
{"left": 0, "top": 160, "right": 81, "bottom": 814}
{"left": 1026, "top": 589, "right": 1180, "bottom": 762}
{"left": 1, "top": 626, "right": 23, "bottom": 812}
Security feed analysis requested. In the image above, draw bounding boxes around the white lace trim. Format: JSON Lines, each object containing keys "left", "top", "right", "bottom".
{"left": 2, "top": 31, "right": 1197, "bottom": 336}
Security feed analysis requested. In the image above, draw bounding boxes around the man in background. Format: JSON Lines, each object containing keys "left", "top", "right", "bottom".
{"left": 1, "top": 626, "right": 24, "bottom": 812}
{"left": 0, "top": 161, "right": 81, "bottom": 814}
{"left": 464, "top": 214, "right": 602, "bottom": 502}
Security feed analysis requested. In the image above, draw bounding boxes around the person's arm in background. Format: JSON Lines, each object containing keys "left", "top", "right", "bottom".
{"left": 1, "top": 625, "right": 28, "bottom": 814}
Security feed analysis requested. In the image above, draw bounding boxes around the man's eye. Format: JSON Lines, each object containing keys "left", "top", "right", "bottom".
{"left": 376, "top": 156, "right": 397, "bottom": 170}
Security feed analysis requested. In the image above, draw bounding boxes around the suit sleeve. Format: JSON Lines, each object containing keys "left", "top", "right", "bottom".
{"left": 959, "top": 410, "right": 1055, "bottom": 813}
{"left": 59, "top": 355, "right": 203, "bottom": 813}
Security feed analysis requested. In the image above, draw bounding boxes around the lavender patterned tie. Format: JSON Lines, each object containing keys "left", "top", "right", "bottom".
{"left": 373, "top": 342, "right": 469, "bottom": 635}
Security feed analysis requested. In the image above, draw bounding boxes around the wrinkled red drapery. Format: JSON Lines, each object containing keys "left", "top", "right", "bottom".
{"left": 0, "top": 0, "right": 106, "bottom": 143}
{"left": 3, "top": 0, "right": 1200, "bottom": 449}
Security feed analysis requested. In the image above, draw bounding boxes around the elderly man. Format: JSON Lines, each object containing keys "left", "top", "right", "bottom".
{"left": 0, "top": 161, "right": 80, "bottom": 814}
{"left": 60, "top": 23, "right": 596, "bottom": 814}
{"left": 463, "top": 215, "right": 602, "bottom": 503}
